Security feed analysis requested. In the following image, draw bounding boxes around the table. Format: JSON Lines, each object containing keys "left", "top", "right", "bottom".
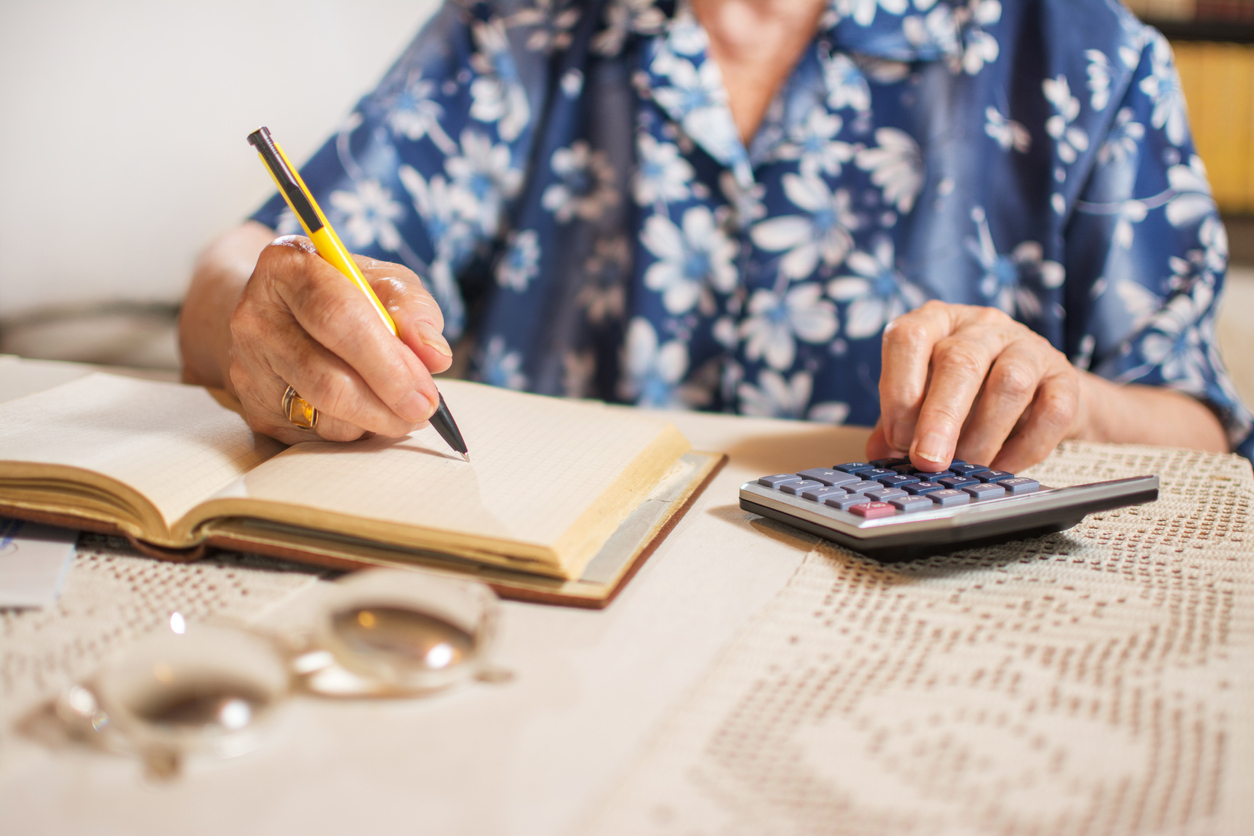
{"left": 2, "top": 357, "right": 1251, "bottom": 835}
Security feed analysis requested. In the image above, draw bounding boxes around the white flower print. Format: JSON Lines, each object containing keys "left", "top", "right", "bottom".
{"left": 593, "top": 0, "right": 665, "bottom": 56}
{"left": 720, "top": 170, "right": 766, "bottom": 229}
{"left": 1112, "top": 278, "right": 1162, "bottom": 334}
{"left": 633, "top": 133, "right": 695, "bottom": 205}
{"left": 827, "top": 236, "right": 926, "bottom": 339}
{"left": 506, "top": 0, "right": 581, "bottom": 53}
{"left": 966, "top": 207, "right": 1063, "bottom": 319}
{"left": 469, "top": 19, "right": 531, "bottom": 142}
{"left": 954, "top": 0, "right": 1002, "bottom": 75}
{"left": 903, "top": 6, "right": 961, "bottom": 59}
{"left": 650, "top": 51, "right": 745, "bottom": 176}
{"left": 776, "top": 111, "right": 854, "bottom": 178}
{"left": 497, "top": 229, "right": 540, "bottom": 292}
{"left": 477, "top": 336, "right": 527, "bottom": 391}
{"left": 1043, "top": 75, "right": 1090, "bottom": 165}
{"left": 328, "top": 180, "right": 404, "bottom": 251}
{"left": 984, "top": 105, "right": 1030, "bottom": 153}
{"left": 1085, "top": 50, "right": 1114, "bottom": 111}
{"left": 1198, "top": 214, "right": 1228, "bottom": 274}
{"left": 1098, "top": 107, "right": 1144, "bottom": 164}
{"left": 1113, "top": 199, "right": 1148, "bottom": 249}
{"left": 385, "top": 72, "right": 457, "bottom": 155}
{"left": 541, "top": 141, "right": 619, "bottom": 223}
{"left": 1165, "top": 155, "right": 1216, "bottom": 229}
{"left": 839, "top": 0, "right": 908, "bottom": 27}
{"left": 619, "top": 317, "right": 690, "bottom": 407}
{"left": 737, "top": 369, "right": 849, "bottom": 422}
{"left": 751, "top": 173, "right": 860, "bottom": 280}
{"left": 398, "top": 166, "right": 470, "bottom": 258}
{"left": 641, "top": 206, "right": 738, "bottom": 314}
{"left": 739, "top": 283, "right": 839, "bottom": 371}
{"left": 1136, "top": 281, "right": 1215, "bottom": 394}
{"left": 819, "top": 50, "right": 871, "bottom": 113}
{"left": 1139, "top": 32, "right": 1189, "bottom": 147}
{"left": 445, "top": 130, "right": 524, "bottom": 237}
{"left": 856, "top": 128, "right": 924, "bottom": 213}
{"left": 578, "top": 236, "right": 629, "bottom": 323}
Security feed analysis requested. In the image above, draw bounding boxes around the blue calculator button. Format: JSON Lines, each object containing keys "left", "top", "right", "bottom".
{"left": 949, "top": 463, "right": 990, "bottom": 477}
{"left": 860, "top": 468, "right": 895, "bottom": 481}
{"left": 938, "top": 475, "right": 979, "bottom": 490}
{"left": 903, "top": 481, "right": 944, "bottom": 495}
{"left": 825, "top": 493, "right": 872, "bottom": 511}
{"left": 911, "top": 470, "right": 952, "bottom": 481}
{"left": 929, "top": 489, "right": 971, "bottom": 507}
{"left": 1000, "top": 477, "right": 1041, "bottom": 494}
{"left": 801, "top": 486, "right": 849, "bottom": 501}
{"left": 834, "top": 462, "right": 875, "bottom": 473}
{"left": 867, "top": 487, "right": 909, "bottom": 502}
{"left": 976, "top": 470, "right": 1016, "bottom": 483}
{"left": 758, "top": 473, "right": 802, "bottom": 488}
{"left": 963, "top": 483, "right": 1007, "bottom": 501}
{"left": 947, "top": 459, "right": 968, "bottom": 468}
{"left": 780, "top": 480, "right": 825, "bottom": 495}
{"left": 843, "top": 481, "right": 880, "bottom": 494}
{"left": 797, "top": 468, "right": 859, "bottom": 486}
{"left": 869, "top": 457, "right": 910, "bottom": 469}
{"left": 890, "top": 496, "right": 936, "bottom": 513}
{"left": 877, "top": 474, "right": 920, "bottom": 488}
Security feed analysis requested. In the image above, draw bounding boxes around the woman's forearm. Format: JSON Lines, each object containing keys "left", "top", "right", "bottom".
{"left": 1073, "top": 371, "right": 1229, "bottom": 452}
{"left": 178, "top": 221, "right": 275, "bottom": 390}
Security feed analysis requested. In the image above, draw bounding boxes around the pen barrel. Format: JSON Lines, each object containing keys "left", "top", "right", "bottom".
{"left": 308, "top": 227, "right": 397, "bottom": 336}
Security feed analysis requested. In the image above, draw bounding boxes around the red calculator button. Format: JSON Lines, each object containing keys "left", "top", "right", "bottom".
{"left": 850, "top": 501, "right": 896, "bottom": 519}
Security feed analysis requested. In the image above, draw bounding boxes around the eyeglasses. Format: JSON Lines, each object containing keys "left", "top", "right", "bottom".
{"left": 55, "top": 569, "right": 503, "bottom": 778}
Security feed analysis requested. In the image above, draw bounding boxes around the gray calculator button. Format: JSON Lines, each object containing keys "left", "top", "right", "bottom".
{"left": 890, "top": 496, "right": 935, "bottom": 513}
{"left": 759, "top": 473, "right": 802, "bottom": 488}
{"left": 1000, "top": 477, "right": 1040, "bottom": 494}
{"left": 825, "top": 493, "right": 872, "bottom": 510}
{"left": 929, "top": 489, "right": 971, "bottom": 507}
{"left": 963, "top": 482, "right": 1007, "bottom": 501}
{"left": 843, "top": 480, "right": 880, "bottom": 494}
{"left": 797, "top": 468, "right": 859, "bottom": 486}
{"left": 867, "top": 487, "right": 908, "bottom": 502}
{"left": 801, "top": 486, "right": 849, "bottom": 501}
{"left": 780, "top": 480, "right": 824, "bottom": 495}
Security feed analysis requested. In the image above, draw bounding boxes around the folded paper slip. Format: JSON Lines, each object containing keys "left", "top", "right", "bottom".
{"left": 0, "top": 373, "right": 722, "bottom": 607}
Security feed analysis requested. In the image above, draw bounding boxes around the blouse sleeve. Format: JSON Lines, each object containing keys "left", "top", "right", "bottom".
{"left": 1065, "top": 27, "right": 1253, "bottom": 460}
{"left": 249, "top": 1, "right": 544, "bottom": 341}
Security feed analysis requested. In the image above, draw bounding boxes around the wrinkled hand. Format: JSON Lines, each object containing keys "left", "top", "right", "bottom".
{"left": 867, "top": 301, "right": 1081, "bottom": 473}
{"left": 228, "top": 236, "right": 452, "bottom": 444}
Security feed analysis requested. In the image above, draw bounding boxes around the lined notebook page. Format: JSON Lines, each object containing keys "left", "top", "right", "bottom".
{"left": 219, "top": 380, "right": 687, "bottom": 557}
{"left": 0, "top": 374, "right": 283, "bottom": 530}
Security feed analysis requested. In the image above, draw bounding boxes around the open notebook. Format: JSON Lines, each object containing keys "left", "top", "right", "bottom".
{"left": 0, "top": 373, "right": 722, "bottom": 607}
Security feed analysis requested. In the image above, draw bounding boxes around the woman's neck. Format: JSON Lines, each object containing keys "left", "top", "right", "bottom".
{"left": 691, "top": 0, "right": 828, "bottom": 144}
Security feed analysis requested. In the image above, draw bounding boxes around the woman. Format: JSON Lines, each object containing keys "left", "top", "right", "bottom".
{"left": 180, "top": 0, "right": 1251, "bottom": 470}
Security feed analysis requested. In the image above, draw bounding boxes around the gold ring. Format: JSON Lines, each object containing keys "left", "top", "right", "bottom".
{"left": 281, "top": 385, "right": 318, "bottom": 430}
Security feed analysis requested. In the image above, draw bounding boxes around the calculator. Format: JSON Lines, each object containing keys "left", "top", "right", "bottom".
{"left": 739, "top": 458, "right": 1159, "bottom": 560}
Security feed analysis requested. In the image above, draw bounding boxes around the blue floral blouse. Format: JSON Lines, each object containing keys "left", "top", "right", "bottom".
{"left": 253, "top": 0, "right": 1254, "bottom": 460}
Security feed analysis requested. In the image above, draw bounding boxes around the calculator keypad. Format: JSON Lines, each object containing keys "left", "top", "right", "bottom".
{"left": 755, "top": 460, "right": 1040, "bottom": 518}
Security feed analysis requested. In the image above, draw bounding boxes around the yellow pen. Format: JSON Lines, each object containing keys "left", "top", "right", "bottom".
{"left": 247, "top": 126, "right": 468, "bottom": 460}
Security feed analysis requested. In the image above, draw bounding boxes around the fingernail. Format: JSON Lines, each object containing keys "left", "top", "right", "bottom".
{"left": 416, "top": 322, "right": 453, "bottom": 357}
{"left": 915, "top": 432, "right": 949, "bottom": 463}
{"left": 396, "top": 391, "right": 434, "bottom": 423}
{"left": 890, "top": 420, "right": 914, "bottom": 452}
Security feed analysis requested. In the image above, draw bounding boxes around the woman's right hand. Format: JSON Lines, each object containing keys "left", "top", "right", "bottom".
{"left": 180, "top": 223, "right": 453, "bottom": 445}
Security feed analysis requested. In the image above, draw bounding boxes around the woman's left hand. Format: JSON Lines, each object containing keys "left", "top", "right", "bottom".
{"left": 866, "top": 301, "right": 1082, "bottom": 473}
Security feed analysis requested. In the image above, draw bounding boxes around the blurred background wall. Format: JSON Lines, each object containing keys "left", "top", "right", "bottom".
{"left": 0, "top": 0, "right": 439, "bottom": 366}
{"left": 0, "top": 0, "right": 1250, "bottom": 410}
